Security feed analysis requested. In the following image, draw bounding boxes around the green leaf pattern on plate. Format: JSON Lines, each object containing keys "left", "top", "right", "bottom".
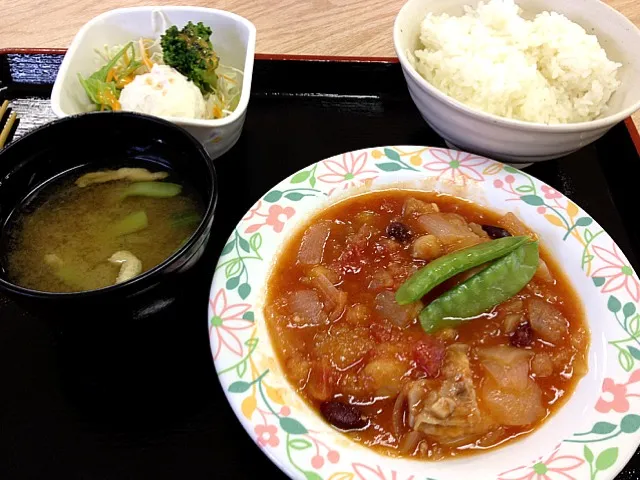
{"left": 582, "top": 447, "right": 619, "bottom": 480}
{"left": 374, "top": 147, "right": 420, "bottom": 172}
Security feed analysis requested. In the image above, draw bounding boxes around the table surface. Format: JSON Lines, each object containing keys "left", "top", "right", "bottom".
{"left": 0, "top": 0, "right": 638, "bottom": 55}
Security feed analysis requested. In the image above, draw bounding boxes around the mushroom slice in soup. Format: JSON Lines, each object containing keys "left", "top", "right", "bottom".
{"left": 109, "top": 250, "right": 142, "bottom": 284}
{"left": 75, "top": 168, "right": 169, "bottom": 187}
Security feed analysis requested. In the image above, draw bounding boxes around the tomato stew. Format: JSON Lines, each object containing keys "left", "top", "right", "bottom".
{"left": 264, "top": 190, "right": 589, "bottom": 459}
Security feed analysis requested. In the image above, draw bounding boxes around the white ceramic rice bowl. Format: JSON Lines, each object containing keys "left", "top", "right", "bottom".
{"left": 393, "top": 0, "right": 640, "bottom": 163}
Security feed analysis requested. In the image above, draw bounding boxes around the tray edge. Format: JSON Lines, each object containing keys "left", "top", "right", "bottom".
{"left": 0, "top": 48, "right": 399, "bottom": 63}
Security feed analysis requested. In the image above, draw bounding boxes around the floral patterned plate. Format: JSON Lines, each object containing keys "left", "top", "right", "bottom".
{"left": 209, "top": 146, "right": 640, "bottom": 480}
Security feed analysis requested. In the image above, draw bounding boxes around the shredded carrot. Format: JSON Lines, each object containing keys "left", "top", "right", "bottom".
{"left": 106, "top": 68, "right": 116, "bottom": 83}
{"left": 221, "top": 74, "right": 237, "bottom": 84}
{"left": 96, "top": 89, "right": 121, "bottom": 111}
{"left": 139, "top": 38, "right": 153, "bottom": 71}
{"left": 117, "top": 75, "right": 135, "bottom": 89}
{"left": 212, "top": 105, "right": 223, "bottom": 119}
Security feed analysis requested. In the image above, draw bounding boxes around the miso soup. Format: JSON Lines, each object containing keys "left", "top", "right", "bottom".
{"left": 2, "top": 166, "right": 203, "bottom": 293}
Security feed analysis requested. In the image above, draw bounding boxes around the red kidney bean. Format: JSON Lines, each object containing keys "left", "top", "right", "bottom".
{"left": 482, "top": 225, "right": 512, "bottom": 239}
{"left": 511, "top": 321, "right": 534, "bottom": 347}
{"left": 386, "top": 222, "right": 412, "bottom": 242}
{"left": 320, "top": 400, "right": 367, "bottom": 430}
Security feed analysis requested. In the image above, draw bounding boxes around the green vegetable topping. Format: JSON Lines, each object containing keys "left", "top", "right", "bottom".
{"left": 395, "top": 236, "right": 529, "bottom": 305}
{"left": 77, "top": 42, "right": 139, "bottom": 111}
{"left": 161, "top": 21, "right": 220, "bottom": 95}
{"left": 44, "top": 255, "right": 86, "bottom": 289}
{"left": 121, "top": 182, "right": 182, "bottom": 199}
{"left": 109, "top": 211, "right": 149, "bottom": 237}
{"left": 418, "top": 241, "right": 539, "bottom": 333}
{"left": 171, "top": 211, "right": 202, "bottom": 228}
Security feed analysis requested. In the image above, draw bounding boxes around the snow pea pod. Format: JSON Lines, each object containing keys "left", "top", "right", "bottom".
{"left": 395, "top": 235, "right": 529, "bottom": 305}
{"left": 419, "top": 241, "right": 539, "bottom": 333}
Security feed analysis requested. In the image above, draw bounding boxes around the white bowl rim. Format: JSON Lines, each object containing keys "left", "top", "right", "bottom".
{"left": 392, "top": 0, "right": 640, "bottom": 133}
{"left": 50, "top": 5, "right": 256, "bottom": 128}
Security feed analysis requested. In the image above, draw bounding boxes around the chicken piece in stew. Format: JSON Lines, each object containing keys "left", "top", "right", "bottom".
{"left": 264, "top": 191, "right": 588, "bottom": 459}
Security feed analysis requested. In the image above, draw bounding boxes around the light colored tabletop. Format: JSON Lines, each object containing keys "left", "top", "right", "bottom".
{"left": 1, "top": 0, "right": 639, "bottom": 129}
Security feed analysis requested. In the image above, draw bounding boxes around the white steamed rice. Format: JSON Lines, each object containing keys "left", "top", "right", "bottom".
{"left": 411, "top": 0, "right": 621, "bottom": 124}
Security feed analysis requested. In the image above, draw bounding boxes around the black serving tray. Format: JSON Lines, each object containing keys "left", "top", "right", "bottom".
{"left": 1, "top": 50, "right": 639, "bottom": 480}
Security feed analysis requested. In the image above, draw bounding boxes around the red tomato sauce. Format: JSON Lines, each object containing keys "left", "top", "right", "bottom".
{"left": 265, "top": 190, "right": 589, "bottom": 459}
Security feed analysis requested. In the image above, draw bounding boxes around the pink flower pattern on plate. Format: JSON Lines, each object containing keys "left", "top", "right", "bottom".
{"left": 352, "top": 464, "right": 414, "bottom": 480}
{"left": 541, "top": 184, "right": 562, "bottom": 200}
{"left": 306, "top": 433, "right": 340, "bottom": 469}
{"left": 318, "top": 151, "right": 377, "bottom": 194}
{"left": 243, "top": 200, "right": 263, "bottom": 221}
{"left": 492, "top": 174, "right": 524, "bottom": 201}
{"left": 596, "top": 369, "right": 640, "bottom": 413}
{"left": 423, "top": 149, "right": 488, "bottom": 184}
{"left": 245, "top": 204, "right": 296, "bottom": 234}
{"left": 498, "top": 445, "right": 584, "bottom": 480}
{"left": 592, "top": 243, "right": 640, "bottom": 302}
{"left": 208, "top": 289, "right": 253, "bottom": 360}
{"left": 255, "top": 424, "right": 280, "bottom": 448}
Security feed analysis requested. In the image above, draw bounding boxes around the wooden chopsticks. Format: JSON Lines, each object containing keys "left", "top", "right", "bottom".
{"left": 0, "top": 100, "right": 18, "bottom": 149}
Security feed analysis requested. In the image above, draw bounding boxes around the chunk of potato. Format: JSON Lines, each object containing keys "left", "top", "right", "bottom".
{"left": 362, "top": 358, "right": 408, "bottom": 397}
{"left": 411, "top": 235, "right": 444, "bottom": 261}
